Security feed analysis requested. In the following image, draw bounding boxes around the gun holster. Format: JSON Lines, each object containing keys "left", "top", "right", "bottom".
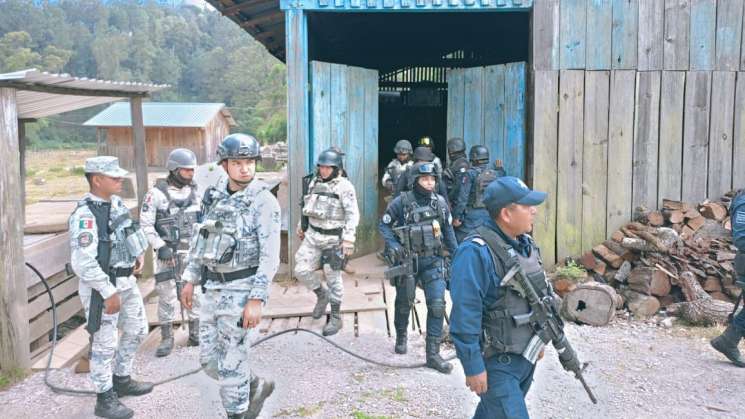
{"left": 321, "top": 246, "right": 347, "bottom": 271}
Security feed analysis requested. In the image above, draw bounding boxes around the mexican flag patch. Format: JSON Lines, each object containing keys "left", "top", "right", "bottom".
{"left": 79, "top": 219, "right": 94, "bottom": 229}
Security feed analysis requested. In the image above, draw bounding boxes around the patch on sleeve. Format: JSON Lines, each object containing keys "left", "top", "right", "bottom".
{"left": 78, "top": 218, "right": 94, "bottom": 230}
{"left": 382, "top": 213, "right": 392, "bottom": 224}
{"left": 77, "top": 232, "right": 94, "bottom": 247}
{"left": 141, "top": 202, "right": 150, "bottom": 212}
{"left": 736, "top": 210, "right": 745, "bottom": 224}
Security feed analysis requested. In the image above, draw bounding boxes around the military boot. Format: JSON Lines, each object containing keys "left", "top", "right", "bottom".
{"left": 246, "top": 375, "right": 275, "bottom": 419}
{"left": 322, "top": 302, "right": 343, "bottom": 336}
{"left": 312, "top": 286, "right": 329, "bottom": 320}
{"left": 394, "top": 330, "right": 407, "bottom": 354}
{"left": 94, "top": 388, "right": 134, "bottom": 419}
{"left": 155, "top": 324, "right": 174, "bottom": 357}
{"left": 710, "top": 324, "right": 745, "bottom": 367}
{"left": 425, "top": 336, "right": 453, "bottom": 374}
{"left": 112, "top": 375, "right": 154, "bottom": 397}
{"left": 187, "top": 319, "right": 200, "bottom": 347}
{"left": 226, "top": 411, "right": 248, "bottom": 419}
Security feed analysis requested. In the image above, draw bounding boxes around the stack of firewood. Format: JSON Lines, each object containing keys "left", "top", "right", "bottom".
{"left": 558, "top": 192, "right": 741, "bottom": 326}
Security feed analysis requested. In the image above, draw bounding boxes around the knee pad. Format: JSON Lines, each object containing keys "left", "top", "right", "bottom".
{"left": 427, "top": 299, "right": 446, "bottom": 319}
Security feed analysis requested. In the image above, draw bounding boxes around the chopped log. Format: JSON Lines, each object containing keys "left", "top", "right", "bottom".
{"left": 614, "top": 261, "right": 633, "bottom": 284}
{"left": 636, "top": 230, "right": 669, "bottom": 252}
{"left": 621, "top": 289, "right": 661, "bottom": 319}
{"left": 710, "top": 292, "right": 732, "bottom": 303}
{"left": 678, "top": 271, "right": 710, "bottom": 301}
{"left": 620, "top": 227, "right": 639, "bottom": 239}
{"left": 603, "top": 240, "right": 631, "bottom": 259}
{"left": 627, "top": 267, "right": 671, "bottom": 296}
{"left": 592, "top": 244, "right": 623, "bottom": 268}
{"left": 658, "top": 295, "right": 675, "bottom": 308}
{"left": 680, "top": 225, "right": 695, "bottom": 240}
{"left": 694, "top": 219, "right": 730, "bottom": 240}
{"left": 611, "top": 230, "right": 625, "bottom": 243}
{"left": 664, "top": 209, "right": 685, "bottom": 224}
{"left": 700, "top": 202, "right": 728, "bottom": 221}
{"left": 561, "top": 282, "right": 622, "bottom": 326}
{"left": 723, "top": 285, "right": 742, "bottom": 300}
{"left": 594, "top": 259, "right": 607, "bottom": 276}
{"left": 716, "top": 251, "right": 736, "bottom": 262}
{"left": 662, "top": 199, "right": 685, "bottom": 211}
{"left": 672, "top": 224, "right": 683, "bottom": 234}
{"left": 724, "top": 217, "right": 731, "bottom": 231}
{"left": 553, "top": 278, "right": 577, "bottom": 298}
{"left": 684, "top": 208, "right": 701, "bottom": 219}
{"left": 686, "top": 216, "right": 706, "bottom": 232}
{"left": 621, "top": 237, "right": 657, "bottom": 253}
{"left": 579, "top": 252, "right": 597, "bottom": 271}
{"left": 634, "top": 206, "right": 665, "bottom": 226}
{"left": 666, "top": 299, "right": 734, "bottom": 326}
{"left": 703, "top": 276, "right": 723, "bottom": 292}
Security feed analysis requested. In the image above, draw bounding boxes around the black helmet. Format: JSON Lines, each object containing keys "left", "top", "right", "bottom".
{"left": 411, "top": 161, "right": 437, "bottom": 180}
{"left": 418, "top": 136, "right": 433, "bottom": 148}
{"left": 316, "top": 148, "right": 342, "bottom": 168}
{"left": 393, "top": 140, "right": 413, "bottom": 154}
{"left": 447, "top": 138, "right": 466, "bottom": 157}
{"left": 217, "top": 133, "right": 261, "bottom": 163}
{"left": 413, "top": 146, "right": 434, "bottom": 162}
{"left": 469, "top": 145, "right": 489, "bottom": 164}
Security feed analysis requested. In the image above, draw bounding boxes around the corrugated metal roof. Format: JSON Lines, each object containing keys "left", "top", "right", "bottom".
{"left": 0, "top": 68, "right": 168, "bottom": 118}
{"left": 83, "top": 102, "right": 237, "bottom": 128}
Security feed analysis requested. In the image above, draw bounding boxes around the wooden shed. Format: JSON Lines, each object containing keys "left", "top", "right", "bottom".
{"left": 84, "top": 102, "right": 236, "bottom": 169}
{"left": 208, "top": 0, "right": 745, "bottom": 267}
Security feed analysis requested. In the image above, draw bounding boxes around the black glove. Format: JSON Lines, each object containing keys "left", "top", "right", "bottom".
{"left": 557, "top": 344, "right": 581, "bottom": 373}
{"left": 387, "top": 242, "right": 404, "bottom": 260}
{"left": 157, "top": 246, "right": 174, "bottom": 262}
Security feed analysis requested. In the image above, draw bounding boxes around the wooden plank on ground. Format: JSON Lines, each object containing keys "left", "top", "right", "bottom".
{"left": 557, "top": 70, "right": 584, "bottom": 260}
{"left": 734, "top": 72, "right": 745, "bottom": 187}
{"left": 532, "top": 0, "right": 560, "bottom": 70}
{"left": 586, "top": 0, "right": 613, "bottom": 70}
{"left": 31, "top": 325, "right": 89, "bottom": 371}
{"left": 342, "top": 313, "right": 356, "bottom": 336}
{"left": 582, "top": 70, "right": 610, "bottom": 252}
{"left": 560, "top": 0, "right": 587, "bottom": 69}
{"left": 638, "top": 0, "right": 665, "bottom": 70}
{"left": 612, "top": 0, "right": 639, "bottom": 69}
{"left": 658, "top": 71, "right": 686, "bottom": 205}
{"left": 531, "top": 70, "right": 559, "bottom": 266}
{"left": 664, "top": 0, "right": 691, "bottom": 70}
{"left": 690, "top": 0, "right": 717, "bottom": 70}
{"left": 708, "top": 71, "right": 736, "bottom": 198}
{"left": 264, "top": 278, "right": 385, "bottom": 318}
{"left": 504, "top": 62, "right": 527, "bottom": 179}
{"left": 715, "top": 0, "right": 744, "bottom": 70}
{"left": 447, "top": 68, "right": 466, "bottom": 141}
{"left": 682, "top": 71, "right": 713, "bottom": 201}
{"left": 464, "top": 67, "right": 484, "bottom": 146}
{"left": 356, "top": 311, "right": 388, "bottom": 335}
{"left": 632, "top": 71, "right": 661, "bottom": 211}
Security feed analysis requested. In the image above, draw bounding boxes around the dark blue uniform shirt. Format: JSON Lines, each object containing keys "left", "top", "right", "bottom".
{"left": 731, "top": 191, "right": 745, "bottom": 251}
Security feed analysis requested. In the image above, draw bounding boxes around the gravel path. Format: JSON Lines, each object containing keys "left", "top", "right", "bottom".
{"left": 2, "top": 320, "right": 744, "bottom": 418}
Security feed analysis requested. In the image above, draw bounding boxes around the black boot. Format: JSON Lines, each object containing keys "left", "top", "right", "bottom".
{"left": 246, "top": 374, "right": 275, "bottom": 419}
{"left": 425, "top": 336, "right": 453, "bottom": 374}
{"left": 226, "top": 412, "right": 247, "bottom": 419}
{"left": 187, "top": 319, "right": 200, "bottom": 347}
{"left": 155, "top": 324, "right": 174, "bottom": 357}
{"left": 394, "top": 330, "right": 407, "bottom": 354}
{"left": 312, "top": 286, "right": 329, "bottom": 320}
{"left": 113, "top": 375, "right": 154, "bottom": 397}
{"left": 94, "top": 388, "right": 134, "bottom": 419}
{"left": 323, "top": 302, "right": 343, "bottom": 336}
{"left": 711, "top": 324, "right": 745, "bottom": 367}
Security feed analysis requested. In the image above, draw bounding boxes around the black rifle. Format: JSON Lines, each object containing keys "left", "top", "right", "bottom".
{"left": 383, "top": 226, "right": 418, "bottom": 305}
{"left": 85, "top": 200, "right": 114, "bottom": 335}
{"left": 500, "top": 264, "right": 598, "bottom": 404}
{"left": 300, "top": 173, "right": 313, "bottom": 232}
{"left": 155, "top": 214, "right": 186, "bottom": 325}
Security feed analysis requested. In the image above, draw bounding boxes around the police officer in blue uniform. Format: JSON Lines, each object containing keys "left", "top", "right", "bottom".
{"left": 450, "top": 177, "right": 578, "bottom": 419}
{"left": 379, "top": 162, "right": 458, "bottom": 373}
{"left": 710, "top": 190, "right": 745, "bottom": 367}
{"left": 442, "top": 137, "right": 470, "bottom": 204}
{"left": 394, "top": 146, "right": 449, "bottom": 199}
{"left": 452, "top": 145, "right": 500, "bottom": 242}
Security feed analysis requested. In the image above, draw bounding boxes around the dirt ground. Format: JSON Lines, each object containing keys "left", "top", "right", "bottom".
{"left": 24, "top": 149, "right": 96, "bottom": 204}
{"left": 2, "top": 318, "right": 744, "bottom": 419}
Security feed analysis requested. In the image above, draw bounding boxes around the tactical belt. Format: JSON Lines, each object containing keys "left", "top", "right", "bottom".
{"left": 203, "top": 266, "right": 258, "bottom": 282}
{"left": 310, "top": 225, "right": 343, "bottom": 237}
{"left": 111, "top": 266, "right": 134, "bottom": 277}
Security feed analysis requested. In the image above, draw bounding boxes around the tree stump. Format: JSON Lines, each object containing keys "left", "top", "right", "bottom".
{"left": 561, "top": 282, "right": 622, "bottom": 326}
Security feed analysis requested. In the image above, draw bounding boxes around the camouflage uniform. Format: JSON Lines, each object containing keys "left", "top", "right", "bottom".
{"left": 182, "top": 176, "right": 281, "bottom": 415}
{"left": 381, "top": 159, "right": 413, "bottom": 193}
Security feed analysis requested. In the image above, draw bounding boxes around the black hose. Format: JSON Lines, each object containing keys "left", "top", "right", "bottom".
{"left": 26, "top": 262, "right": 456, "bottom": 397}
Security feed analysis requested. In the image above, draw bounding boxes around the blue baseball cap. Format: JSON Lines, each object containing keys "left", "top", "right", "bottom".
{"left": 482, "top": 176, "right": 547, "bottom": 212}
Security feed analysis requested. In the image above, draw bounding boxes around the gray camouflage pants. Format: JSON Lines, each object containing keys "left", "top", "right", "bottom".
{"left": 294, "top": 234, "right": 344, "bottom": 303}
{"left": 155, "top": 278, "right": 201, "bottom": 323}
{"left": 81, "top": 283, "right": 148, "bottom": 393}
{"left": 200, "top": 288, "right": 256, "bottom": 414}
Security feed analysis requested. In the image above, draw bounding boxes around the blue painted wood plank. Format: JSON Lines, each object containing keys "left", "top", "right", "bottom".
{"left": 362, "top": 67, "right": 380, "bottom": 237}
{"left": 347, "top": 66, "right": 366, "bottom": 220}
{"left": 446, "top": 69, "right": 465, "bottom": 142}
{"left": 690, "top": 0, "right": 717, "bottom": 70}
{"left": 504, "top": 62, "right": 527, "bottom": 180}
{"left": 560, "top": 0, "right": 586, "bottom": 69}
{"left": 463, "top": 67, "right": 484, "bottom": 147}
{"left": 715, "top": 0, "right": 743, "bottom": 70}
{"left": 663, "top": 0, "right": 690, "bottom": 70}
{"left": 587, "top": 0, "right": 613, "bottom": 70}
{"left": 280, "top": 0, "right": 533, "bottom": 9}
{"left": 612, "top": 0, "right": 639, "bottom": 69}
{"left": 483, "top": 64, "right": 506, "bottom": 166}
{"left": 638, "top": 0, "right": 665, "bottom": 70}
{"left": 311, "top": 61, "right": 331, "bottom": 162}
{"left": 330, "top": 63, "right": 349, "bottom": 152}
{"left": 532, "top": 0, "right": 560, "bottom": 70}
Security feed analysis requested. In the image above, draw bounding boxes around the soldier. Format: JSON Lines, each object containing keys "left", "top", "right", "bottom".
{"left": 394, "top": 146, "right": 448, "bottom": 199}
{"left": 381, "top": 139, "right": 413, "bottom": 194}
{"left": 450, "top": 177, "right": 583, "bottom": 418}
{"left": 180, "top": 134, "right": 280, "bottom": 419}
{"left": 417, "top": 136, "right": 443, "bottom": 175}
{"left": 140, "top": 148, "right": 202, "bottom": 357}
{"left": 442, "top": 137, "right": 470, "bottom": 203}
{"left": 710, "top": 189, "right": 745, "bottom": 367}
{"left": 379, "top": 162, "right": 457, "bottom": 374}
{"left": 295, "top": 148, "right": 360, "bottom": 336}
{"left": 452, "top": 145, "right": 501, "bottom": 242}
{"left": 69, "top": 156, "right": 152, "bottom": 419}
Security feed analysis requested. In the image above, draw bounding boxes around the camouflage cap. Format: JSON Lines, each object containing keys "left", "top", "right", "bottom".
{"left": 84, "top": 156, "right": 128, "bottom": 178}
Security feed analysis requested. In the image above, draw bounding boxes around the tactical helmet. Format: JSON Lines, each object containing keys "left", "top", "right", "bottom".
{"left": 328, "top": 145, "right": 346, "bottom": 157}
{"left": 166, "top": 148, "right": 197, "bottom": 172}
{"left": 447, "top": 138, "right": 466, "bottom": 157}
{"left": 217, "top": 133, "right": 261, "bottom": 163}
{"left": 316, "top": 148, "right": 342, "bottom": 168}
{"left": 413, "top": 146, "right": 435, "bottom": 162}
{"left": 393, "top": 140, "right": 413, "bottom": 154}
{"left": 418, "top": 136, "right": 433, "bottom": 148}
{"left": 412, "top": 161, "right": 437, "bottom": 180}
{"left": 469, "top": 145, "right": 490, "bottom": 164}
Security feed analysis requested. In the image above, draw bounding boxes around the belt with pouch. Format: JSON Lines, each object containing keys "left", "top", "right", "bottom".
{"left": 203, "top": 266, "right": 258, "bottom": 282}
{"left": 310, "top": 225, "right": 343, "bottom": 237}
{"left": 110, "top": 266, "right": 134, "bottom": 277}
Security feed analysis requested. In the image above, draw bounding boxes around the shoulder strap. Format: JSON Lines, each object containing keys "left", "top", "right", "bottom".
{"left": 155, "top": 178, "right": 171, "bottom": 201}
{"left": 473, "top": 225, "right": 516, "bottom": 279}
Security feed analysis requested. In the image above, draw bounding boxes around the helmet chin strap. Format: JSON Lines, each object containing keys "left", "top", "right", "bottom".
{"left": 168, "top": 171, "right": 192, "bottom": 188}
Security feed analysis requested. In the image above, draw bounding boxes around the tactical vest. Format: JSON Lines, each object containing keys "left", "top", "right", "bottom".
{"left": 399, "top": 191, "right": 447, "bottom": 258}
{"left": 302, "top": 178, "right": 345, "bottom": 221}
{"left": 386, "top": 160, "right": 409, "bottom": 187}
{"left": 154, "top": 179, "right": 199, "bottom": 246}
{"left": 443, "top": 157, "right": 470, "bottom": 201}
{"left": 468, "top": 167, "right": 499, "bottom": 209}
{"left": 471, "top": 226, "right": 550, "bottom": 356}
{"left": 78, "top": 198, "right": 148, "bottom": 266}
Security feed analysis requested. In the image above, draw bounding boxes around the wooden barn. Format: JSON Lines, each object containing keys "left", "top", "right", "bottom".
{"left": 207, "top": 0, "right": 745, "bottom": 266}
{"left": 84, "top": 102, "right": 236, "bottom": 169}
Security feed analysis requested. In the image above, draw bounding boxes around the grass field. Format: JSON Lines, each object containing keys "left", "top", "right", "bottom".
{"left": 24, "top": 149, "right": 95, "bottom": 205}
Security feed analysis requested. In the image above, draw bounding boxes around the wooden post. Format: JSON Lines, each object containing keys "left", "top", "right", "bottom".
{"left": 130, "top": 97, "right": 148, "bottom": 209}
{"left": 18, "top": 119, "right": 26, "bottom": 211}
{"left": 0, "top": 87, "right": 31, "bottom": 370}
{"left": 286, "top": 7, "right": 310, "bottom": 274}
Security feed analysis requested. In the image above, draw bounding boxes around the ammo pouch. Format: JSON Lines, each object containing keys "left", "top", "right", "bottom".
{"left": 192, "top": 220, "right": 237, "bottom": 267}
{"left": 155, "top": 211, "right": 180, "bottom": 243}
{"left": 302, "top": 182, "right": 345, "bottom": 221}
{"left": 111, "top": 211, "right": 147, "bottom": 258}
{"left": 406, "top": 222, "right": 443, "bottom": 257}
{"left": 321, "top": 246, "right": 347, "bottom": 271}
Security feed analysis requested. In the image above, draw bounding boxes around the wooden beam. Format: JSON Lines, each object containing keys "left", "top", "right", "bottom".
{"left": 0, "top": 81, "right": 150, "bottom": 98}
{"left": 130, "top": 98, "right": 148, "bottom": 210}
{"left": 0, "top": 87, "right": 31, "bottom": 370}
{"left": 18, "top": 119, "right": 26, "bottom": 211}
{"left": 220, "top": 0, "right": 275, "bottom": 16}
{"left": 239, "top": 10, "right": 284, "bottom": 28}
